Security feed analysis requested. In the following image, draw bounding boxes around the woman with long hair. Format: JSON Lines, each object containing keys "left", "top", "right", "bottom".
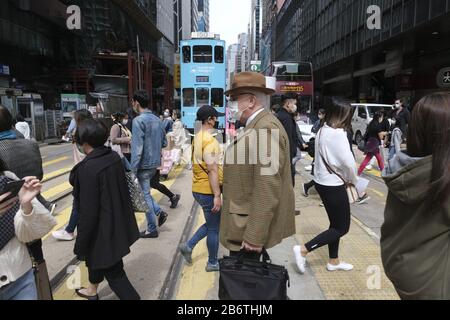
{"left": 382, "top": 92, "right": 450, "bottom": 300}
{"left": 294, "top": 99, "right": 358, "bottom": 274}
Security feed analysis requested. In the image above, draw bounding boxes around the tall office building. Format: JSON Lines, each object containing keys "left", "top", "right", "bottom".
{"left": 248, "top": 0, "right": 262, "bottom": 68}
{"left": 275, "top": 0, "right": 450, "bottom": 105}
{"left": 191, "top": 0, "right": 199, "bottom": 32}
{"left": 197, "top": 0, "right": 210, "bottom": 32}
{"left": 226, "top": 44, "right": 239, "bottom": 89}
{"left": 237, "top": 33, "right": 249, "bottom": 73}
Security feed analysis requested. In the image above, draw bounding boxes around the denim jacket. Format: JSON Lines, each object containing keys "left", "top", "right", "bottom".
{"left": 131, "top": 110, "right": 167, "bottom": 171}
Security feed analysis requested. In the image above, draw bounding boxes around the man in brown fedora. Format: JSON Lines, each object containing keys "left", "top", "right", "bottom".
{"left": 220, "top": 71, "right": 296, "bottom": 259}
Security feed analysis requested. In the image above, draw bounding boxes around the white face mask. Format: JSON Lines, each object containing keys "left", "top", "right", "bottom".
{"left": 228, "top": 101, "right": 242, "bottom": 123}
{"left": 122, "top": 119, "right": 128, "bottom": 126}
{"left": 395, "top": 103, "right": 401, "bottom": 109}
{"left": 291, "top": 104, "right": 298, "bottom": 114}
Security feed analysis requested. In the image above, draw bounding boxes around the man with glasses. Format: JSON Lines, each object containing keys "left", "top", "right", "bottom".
{"left": 220, "top": 72, "right": 296, "bottom": 260}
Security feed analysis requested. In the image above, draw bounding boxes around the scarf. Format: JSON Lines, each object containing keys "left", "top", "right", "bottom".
{"left": 0, "top": 130, "right": 17, "bottom": 141}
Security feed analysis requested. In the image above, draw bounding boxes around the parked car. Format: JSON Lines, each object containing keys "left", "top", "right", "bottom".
{"left": 351, "top": 103, "right": 394, "bottom": 145}
{"left": 296, "top": 120, "right": 315, "bottom": 143}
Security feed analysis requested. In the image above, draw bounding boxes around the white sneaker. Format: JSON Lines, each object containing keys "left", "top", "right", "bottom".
{"left": 305, "top": 165, "right": 313, "bottom": 172}
{"left": 326, "top": 262, "right": 354, "bottom": 272}
{"left": 365, "top": 164, "right": 373, "bottom": 170}
{"left": 52, "top": 230, "right": 75, "bottom": 241}
{"left": 293, "top": 245, "right": 306, "bottom": 274}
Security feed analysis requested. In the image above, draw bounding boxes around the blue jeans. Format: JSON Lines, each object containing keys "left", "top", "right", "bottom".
{"left": 188, "top": 193, "right": 221, "bottom": 265}
{"left": 0, "top": 269, "right": 37, "bottom": 300}
{"left": 388, "top": 145, "right": 396, "bottom": 161}
{"left": 137, "top": 169, "right": 162, "bottom": 234}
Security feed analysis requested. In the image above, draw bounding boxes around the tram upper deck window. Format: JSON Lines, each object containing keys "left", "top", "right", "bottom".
{"left": 193, "top": 46, "right": 212, "bottom": 63}
{"left": 214, "top": 46, "right": 224, "bottom": 63}
{"left": 196, "top": 88, "right": 210, "bottom": 106}
{"left": 211, "top": 88, "right": 224, "bottom": 108}
{"left": 182, "top": 46, "right": 191, "bottom": 63}
{"left": 183, "top": 88, "right": 195, "bottom": 107}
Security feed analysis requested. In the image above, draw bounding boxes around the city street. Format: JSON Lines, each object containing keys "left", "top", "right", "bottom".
{"left": 39, "top": 142, "right": 398, "bottom": 300}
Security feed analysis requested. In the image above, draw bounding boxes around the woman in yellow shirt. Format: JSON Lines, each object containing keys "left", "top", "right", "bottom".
{"left": 179, "top": 106, "right": 224, "bottom": 272}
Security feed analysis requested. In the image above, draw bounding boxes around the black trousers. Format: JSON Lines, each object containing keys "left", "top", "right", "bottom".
{"left": 88, "top": 260, "right": 140, "bottom": 300}
{"left": 150, "top": 170, "right": 174, "bottom": 199}
{"left": 305, "top": 184, "right": 351, "bottom": 259}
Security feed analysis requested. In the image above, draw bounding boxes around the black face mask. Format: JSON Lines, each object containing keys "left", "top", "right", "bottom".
{"left": 214, "top": 121, "right": 219, "bottom": 130}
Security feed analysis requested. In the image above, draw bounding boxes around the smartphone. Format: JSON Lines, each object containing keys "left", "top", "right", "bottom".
{"left": 0, "top": 180, "right": 25, "bottom": 204}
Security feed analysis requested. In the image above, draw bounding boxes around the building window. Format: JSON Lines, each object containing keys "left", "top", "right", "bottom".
{"left": 183, "top": 88, "right": 195, "bottom": 107}
{"left": 182, "top": 46, "right": 191, "bottom": 63}
{"left": 196, "top": 88, "right": 210, "bottom": 106}
{"left": 211, "top": 89, "right": 224, "bottom": 108}
{"left": 193, "top": 46, "right": 213, "bottom": 63}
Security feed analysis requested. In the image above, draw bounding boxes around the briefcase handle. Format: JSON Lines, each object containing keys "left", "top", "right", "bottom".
{"left": 236, "top": 248, "right": 272, "bottom": 267}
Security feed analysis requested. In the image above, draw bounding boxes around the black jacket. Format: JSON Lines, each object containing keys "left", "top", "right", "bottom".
{"left": 276, "top": 108, "right": 300, "bottom": 159}
{"left": 70, "top": 147, "right": 139, "bottom": 270}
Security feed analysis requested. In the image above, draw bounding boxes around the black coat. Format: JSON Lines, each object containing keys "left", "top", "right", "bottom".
{"left": 70, "top": 147, "right": 139, "bottom": 270}
{"left": 276, "top": 108, "right": 300, "bottom": 159}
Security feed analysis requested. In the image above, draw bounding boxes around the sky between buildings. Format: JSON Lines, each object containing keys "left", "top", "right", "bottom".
{"left": 210, "top": 0, "right": 251, "bottom": 47}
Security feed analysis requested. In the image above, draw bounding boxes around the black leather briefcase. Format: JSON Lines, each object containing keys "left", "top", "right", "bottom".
{"left": 218, "top": 249, "right": 290, "bottom": 300}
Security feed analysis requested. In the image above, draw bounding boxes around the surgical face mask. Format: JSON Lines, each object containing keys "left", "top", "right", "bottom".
{"left": 122, "top": 119, "right": 129, "bottom": 126}
{"left": 228, "top": 101, "right": 240, "bottom": 123}
{"left": 164, "top": 112, "right": 170, "bottom": 118}
{"left": 76, "top": 143, "right": 86, "bottom": 155}
{"left": 290, "top": 104, "right": 298, "bottom": 114}
{"left": 395, "top": 103, "right": 401, "bottom": 109}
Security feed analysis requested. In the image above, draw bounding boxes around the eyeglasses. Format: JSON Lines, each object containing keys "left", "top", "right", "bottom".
{"left": 229, "top": 92, "right": 255, "bottom": 102}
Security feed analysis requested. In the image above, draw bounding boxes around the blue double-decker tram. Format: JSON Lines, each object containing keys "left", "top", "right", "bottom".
{"left": 180, "top": 33, "right": 226, "bottom": 133}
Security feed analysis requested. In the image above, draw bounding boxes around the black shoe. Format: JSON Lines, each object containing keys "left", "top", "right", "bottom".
{"left": 75, "top": 288, "right": 99, "bottom": 300}
{"left": 158, "top": 211, "right": 168, "bottom": 227}
{"left": 140, "top": 231, "right": 159, "bottom": 239}
{"left": 170, "top": 194, "right": 181, "bottom": 209}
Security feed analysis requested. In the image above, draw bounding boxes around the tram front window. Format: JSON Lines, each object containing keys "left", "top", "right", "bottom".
{"left": 193, "top": 46, "right": 212, "bottom": 63}
{"left": 183, "top": 88, "right": 195, "bottom": 107}
{"left": 196, "top": 88, "right": 210, "bottom": 106}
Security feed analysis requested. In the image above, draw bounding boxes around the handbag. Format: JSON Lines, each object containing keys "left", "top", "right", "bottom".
{"left": 317, "top": 129, "right": 359, "bottom": 204}
{"left": 33, "top": 260, "right": 53, "bottom": 300}
{"left": 218, "top": 249, "right": 290, "bottom": 300}
{"left": 124, "top": 171, "right": 150, "bottom": 213}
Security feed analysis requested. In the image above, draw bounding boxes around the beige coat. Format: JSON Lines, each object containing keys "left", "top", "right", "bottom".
{"left": 220, "top": 110, "right": 296, "bottom": 252}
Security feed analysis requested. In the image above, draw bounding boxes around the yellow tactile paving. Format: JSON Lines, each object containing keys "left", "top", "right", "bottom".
{"left": 176, "top": 207, "right": 217, "bottom": 300}
{"left": 294, "top": 205, "right": 399, "bottom": 300}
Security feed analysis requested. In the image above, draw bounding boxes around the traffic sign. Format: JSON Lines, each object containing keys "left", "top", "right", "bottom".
{"left": 250, "top": 61, "right": 261, "bottom": 72}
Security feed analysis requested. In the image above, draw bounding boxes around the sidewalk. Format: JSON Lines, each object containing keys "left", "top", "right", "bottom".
{"left": 174, "top": 158, "right": 399, "bottom": 300}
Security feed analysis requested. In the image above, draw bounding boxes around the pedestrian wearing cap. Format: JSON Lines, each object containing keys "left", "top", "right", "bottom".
{"left": 179, "top": 106, "right": 224, "bottom": 272}
{"left": 220, "top": 72, "right": 296, "bottom": 260}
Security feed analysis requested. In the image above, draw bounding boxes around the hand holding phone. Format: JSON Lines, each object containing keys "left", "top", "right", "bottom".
{"left": 0, "top": 180, "right": 25, "bottom": 205}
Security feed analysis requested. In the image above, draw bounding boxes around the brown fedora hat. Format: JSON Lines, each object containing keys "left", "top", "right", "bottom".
{"left": 225, "top": 71, "right": 276, "bottom": 96}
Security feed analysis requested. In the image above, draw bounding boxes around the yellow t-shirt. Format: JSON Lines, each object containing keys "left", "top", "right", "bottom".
{"left": 192, "top": 130, "right": 223, "bottom": 195}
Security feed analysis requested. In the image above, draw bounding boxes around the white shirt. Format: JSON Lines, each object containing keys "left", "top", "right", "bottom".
{"left": 0, "top": 172, "right": 56, "bottom": 289}
{"left": 314, "top": 125, "right": 358, "bottom": 187}
{"left": 15, "top": 122, "right": 31, "bottom": 140}
{"left": 246, "top": 109, "right": 264, "bottom": 127}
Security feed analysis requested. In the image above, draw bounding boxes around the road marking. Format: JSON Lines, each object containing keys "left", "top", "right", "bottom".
{"left": 176, "top": 207, "right": 217, "bottom": 300}
{"left": 42, "top": 167, "right": 73, "bottom": 182}
{"left": 41, "top": 181, "right": 72, "bottom": 200}
{"left": 43, "top": 206, "right": 73, "bottom": 240}
{"left": 43, "top": 156, "right": 70, "bottom": 168}
{"left": 52, "top": 166, "right": 184, "bottom": 300}
{"left": 351, "top": 216, "right": 381, "bottom": 240}
{"left": 367, "top": 187, "right": 385, "bottom": 198}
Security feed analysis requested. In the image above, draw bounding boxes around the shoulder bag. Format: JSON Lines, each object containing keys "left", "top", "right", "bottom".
{"left": 317, "top": 129, "right": 359, "bottom": 204}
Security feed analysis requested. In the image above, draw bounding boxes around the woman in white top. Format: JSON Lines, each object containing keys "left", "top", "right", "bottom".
{"left": 294, "top": 100, "right": 358, "bottom": 274}
{"left": 0, "top": 166, "right": 56, "bottom": 300}
{"left": 14, "top": 115, "right": 31, "bottom": 140}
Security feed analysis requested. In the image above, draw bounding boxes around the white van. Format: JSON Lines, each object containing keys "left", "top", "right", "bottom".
{"left": 351, "top": 103, "right": 394, "bottom": 144}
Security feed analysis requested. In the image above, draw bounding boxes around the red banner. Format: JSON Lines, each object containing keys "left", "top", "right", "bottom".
{"left": 276, "top": 81, "right": 313, "bottom": 95}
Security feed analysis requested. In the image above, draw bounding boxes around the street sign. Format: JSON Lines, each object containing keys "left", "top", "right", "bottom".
{"left": 0, "top": 65, "right": 10, "bottom": 75}
{"left": 437, "top": 67, "right": 450, "bottom": 88}
{"left": 250, "top": 61, "right": 261, "bottom": 72}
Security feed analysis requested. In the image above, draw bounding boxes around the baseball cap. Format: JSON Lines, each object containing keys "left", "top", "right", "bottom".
{"left": 196, "top": 105, "right": 225, "bottom": 121}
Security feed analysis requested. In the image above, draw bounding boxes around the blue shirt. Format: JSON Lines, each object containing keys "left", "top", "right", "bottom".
{"left": 131, "top": 110, "right": 167, "bottom": 171}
